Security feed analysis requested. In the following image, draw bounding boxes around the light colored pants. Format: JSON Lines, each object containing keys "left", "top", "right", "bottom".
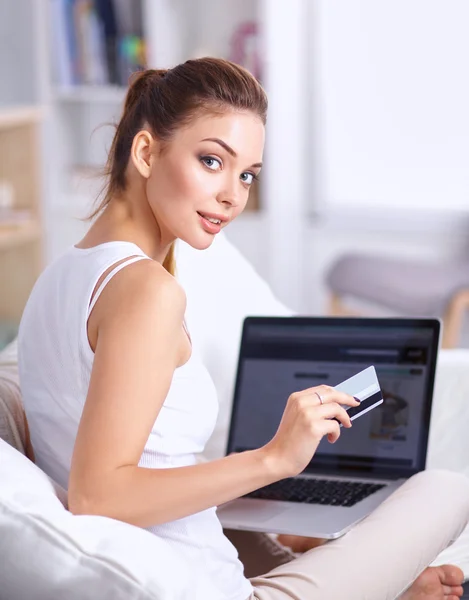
{"left": 225, "top": 469, "right": 469, "bottom": 600}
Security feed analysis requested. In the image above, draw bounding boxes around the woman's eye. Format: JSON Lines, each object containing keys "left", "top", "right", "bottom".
{"left": 240, "top": 172, "right": 255, "bottom": 185}
{"left": 201, "top": 156, "right": 222, "bottom": 171}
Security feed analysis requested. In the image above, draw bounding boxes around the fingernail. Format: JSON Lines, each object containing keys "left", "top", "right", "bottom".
{"left": 353, "top": 396, "right": 361, "bottom": 403}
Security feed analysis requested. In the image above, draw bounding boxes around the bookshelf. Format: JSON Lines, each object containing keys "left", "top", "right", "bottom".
{"left": 1, "top": 0, "right": 309, "bottom": 311}
{"left": 0, "top": 105, "right": 44, "bottom": 347}
{"left": 0, "top": 221, "right": 42, "bottom": 251}
{"left": 44, "top": 0, "right": 263, "bottom": 262}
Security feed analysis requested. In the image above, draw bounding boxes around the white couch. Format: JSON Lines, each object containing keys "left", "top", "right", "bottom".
{"left": 1, "top": 232, "right": 469, "bottom": 599}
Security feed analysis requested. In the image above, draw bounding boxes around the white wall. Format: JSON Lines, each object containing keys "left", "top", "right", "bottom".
{"left": 301, "top": 0, "right": 469, "bottom": 317}
{"left": 310, "top": 0, "right": 469, "bottom": 213}
{"left": 228, "top": 0, "right": 469, "bottom": 318}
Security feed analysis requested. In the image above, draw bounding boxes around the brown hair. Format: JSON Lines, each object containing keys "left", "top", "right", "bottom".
{"left": 91, "top": 57, "right": 268, "bottom": 276}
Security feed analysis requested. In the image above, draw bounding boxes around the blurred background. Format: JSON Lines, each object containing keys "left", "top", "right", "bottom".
{"left": 0, "top": 0, "right": 469, "bottom": 350}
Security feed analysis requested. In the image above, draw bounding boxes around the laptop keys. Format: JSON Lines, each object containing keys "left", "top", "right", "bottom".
{"left": 245, "top": 478, "right": 386, "bottom": 507}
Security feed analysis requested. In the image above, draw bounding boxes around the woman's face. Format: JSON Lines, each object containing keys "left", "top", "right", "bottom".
{"left": 144, "top": 110, "right": 265, "bottom": 250}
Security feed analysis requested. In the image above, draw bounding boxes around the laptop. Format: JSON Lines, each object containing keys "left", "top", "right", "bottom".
{"left": 217, "top": 316, "right": 440, "bottom": 539}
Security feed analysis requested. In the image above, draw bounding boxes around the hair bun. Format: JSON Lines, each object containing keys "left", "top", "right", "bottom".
{"left": 129, "top": 68, "right": 168, "bottom": 87}
{"left": 124, "top": 69, "right": 168, "bottom": 111}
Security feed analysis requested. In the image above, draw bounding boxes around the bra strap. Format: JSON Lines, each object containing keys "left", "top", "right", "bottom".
{"left": 87, "top": 255, "right": 150, "bottom": 318}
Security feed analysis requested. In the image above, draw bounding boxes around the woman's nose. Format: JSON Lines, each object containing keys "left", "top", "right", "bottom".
{"left": 217, "top": 182, "right": 240, "bottom": 208}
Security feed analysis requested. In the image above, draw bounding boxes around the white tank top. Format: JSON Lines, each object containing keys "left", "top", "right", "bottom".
{"left": 18, "top": 241, "right": 253, "bottom": 600}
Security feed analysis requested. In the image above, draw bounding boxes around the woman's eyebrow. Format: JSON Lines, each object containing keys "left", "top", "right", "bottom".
{"left": 201, "top": 137, "right": 263, "bottom": 168}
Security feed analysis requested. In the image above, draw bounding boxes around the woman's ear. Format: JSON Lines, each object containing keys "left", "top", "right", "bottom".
{"left": 130, "top": 130, "right": 157, "bottom": 179}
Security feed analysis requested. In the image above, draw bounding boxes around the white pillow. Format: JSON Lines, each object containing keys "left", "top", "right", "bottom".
{"left": 0, "top": 438, "right": 213, "bottom": 600}
{"left": 175, "top": 233, "right": 293, "bottom": 460}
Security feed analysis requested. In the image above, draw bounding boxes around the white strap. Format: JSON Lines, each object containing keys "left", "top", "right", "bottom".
{"left": 87, "top": 256, "right": 149, "bottom": 318}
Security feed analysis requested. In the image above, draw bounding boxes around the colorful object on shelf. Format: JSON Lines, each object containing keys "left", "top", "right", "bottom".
{"left": 229, "top": 21, "right": 261, "bottom": 81}
{"left": 118, "top": 35, "right": 147, "bottom": 81}
{"left": 51, "top": 0, "right": 147, "bottom": 88}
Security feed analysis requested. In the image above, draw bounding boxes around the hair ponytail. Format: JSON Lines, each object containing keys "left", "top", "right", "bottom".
{"left": 162, "top": 242, "right": 176, "bottom": 277}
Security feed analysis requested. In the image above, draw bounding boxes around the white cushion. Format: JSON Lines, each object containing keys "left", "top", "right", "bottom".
{"left": 0, "top": 438, "right": 214, "bottom": 600}
{"left": 175, "top": 233, "right": 293, "bottom": 460}
{"left": 427, "top": 349, "right": 469, "bottom": 476}
{"left": 428, "top": 350, "right": 469, "bottom": 577}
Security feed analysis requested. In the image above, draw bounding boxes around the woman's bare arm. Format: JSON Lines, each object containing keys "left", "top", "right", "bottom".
{"left": 68, "top": 260, "right": 279, "bottom": 527}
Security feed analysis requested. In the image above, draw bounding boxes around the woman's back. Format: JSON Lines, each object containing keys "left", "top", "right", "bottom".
{"left": 18, "top": 241, "right": 252, "bottom": 600}
{"left": 19, "top": 242, "right": 149, "bottom": 487}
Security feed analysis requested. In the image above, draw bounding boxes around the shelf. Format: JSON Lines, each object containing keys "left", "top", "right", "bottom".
{"left": 0, "top": 221, "right": 42, "bottom": 251}
{"left": 55, "top": 85, "right": 127, "bottom": 104}
{"left": 0, "top": 106, "right": 42, "bottom": 131}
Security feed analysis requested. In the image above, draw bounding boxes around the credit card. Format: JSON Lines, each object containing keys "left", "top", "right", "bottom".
{"left": 333, "top": 366, "right": 383, "bottom": 425}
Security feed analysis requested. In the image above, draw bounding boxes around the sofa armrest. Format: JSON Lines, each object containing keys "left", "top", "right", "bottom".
{"left": 0, "top": 356, "right": 26, "bottom": 454}
{"left": 427, "top": 349, "right": 469, "bottom": 475}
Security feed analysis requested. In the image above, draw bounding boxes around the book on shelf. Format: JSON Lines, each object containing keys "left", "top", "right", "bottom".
{"left": 51, "top": 0, "right": 146, "bottom": 89}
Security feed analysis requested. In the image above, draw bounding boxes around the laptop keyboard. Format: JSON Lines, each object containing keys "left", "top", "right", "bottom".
{"left": 245, "top": 477, "right": 386, "bottom": 507}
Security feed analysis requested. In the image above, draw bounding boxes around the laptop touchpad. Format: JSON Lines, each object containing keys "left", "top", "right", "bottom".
{"left": 253, "top": 505, "right": 290, "bottom": 522}
{"left": 220, "top": 501, "right": 289, "bottom": 523}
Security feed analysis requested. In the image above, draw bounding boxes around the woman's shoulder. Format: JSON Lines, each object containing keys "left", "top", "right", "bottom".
{"left": 124, "top": 258, "right": 185, "bottom": 301}
{"left": 86, "top": 257, "right": 187, "bottom": 354}
{"left": 97, "top": 257, "right": 187, "bottom": 324}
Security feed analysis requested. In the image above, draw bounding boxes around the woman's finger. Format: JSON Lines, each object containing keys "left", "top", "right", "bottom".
{"left": 292, "top": 385, "right": 358, "bottom": 408}
{"left": 293, "top": 385, "right": 334, "bottom": 398}
{"left": 322, "top": 419, "right": 341, "bottom": 443}
{"left": 307, "top": 403, "right": 352, "bottom": 428}
{"left": 299, "top": 389, "right": 358, "bottom": 409}
{"left": 317, "top": 390, "right": 359, "bottom": 409}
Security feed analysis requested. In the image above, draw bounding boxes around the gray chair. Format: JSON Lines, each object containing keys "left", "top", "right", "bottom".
{"left": 325, "top": 253, "right": 469, "bottom": 348}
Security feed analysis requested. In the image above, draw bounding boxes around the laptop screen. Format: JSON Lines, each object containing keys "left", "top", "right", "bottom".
{"left": 226, "top": 317, "right": 440, "bottom": 480}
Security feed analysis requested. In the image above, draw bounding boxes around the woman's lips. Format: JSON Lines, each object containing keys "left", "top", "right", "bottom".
{"left": 198, "top": 212, "right": 222, "bottom": 234}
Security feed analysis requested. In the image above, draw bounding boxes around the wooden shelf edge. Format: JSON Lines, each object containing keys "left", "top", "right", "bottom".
{"left": 0, "top": 106, "right": 43, "bottom": 130}
{"left": 0, "top": 221, "right": 42, "bottom": 250}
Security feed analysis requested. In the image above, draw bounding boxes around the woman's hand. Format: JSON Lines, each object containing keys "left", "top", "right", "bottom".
{"left": 262, "top": 385, "right": 360, "bottom": 479}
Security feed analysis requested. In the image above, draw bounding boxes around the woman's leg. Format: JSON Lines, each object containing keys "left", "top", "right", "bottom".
{"left": 245, "top": 470, "right": 469, "bottom": 600}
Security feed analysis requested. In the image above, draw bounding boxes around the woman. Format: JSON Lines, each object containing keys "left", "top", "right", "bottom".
{"left": 18, "top": 57, "right": 469, "bottom": 600}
